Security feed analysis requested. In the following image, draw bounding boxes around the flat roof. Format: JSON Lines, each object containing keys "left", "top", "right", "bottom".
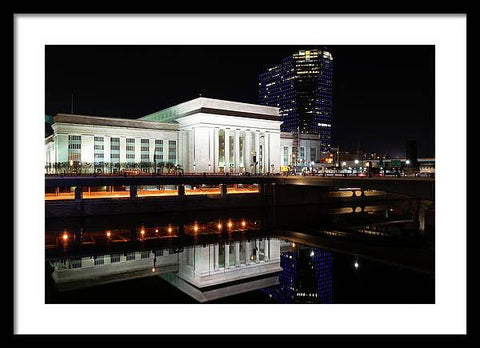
{"left": 53, "top": 113, "right": 178, "bottom": 131}
{"left": 139, "top": 97, "right": 280, "bottom": 123}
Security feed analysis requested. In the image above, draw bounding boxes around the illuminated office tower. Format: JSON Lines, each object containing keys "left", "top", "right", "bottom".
{"left": 259, "top": 49, "right": 334, "bottom": 153}
{"left": 262, "top": 246, "right": 333, "bottom": 304}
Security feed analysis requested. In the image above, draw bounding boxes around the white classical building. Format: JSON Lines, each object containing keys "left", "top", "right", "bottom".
{"left": 50, "top": 238, "right": 282, "bottom": 302}
{"left": 45, "top": 97, "right": 326, "bottom": 174}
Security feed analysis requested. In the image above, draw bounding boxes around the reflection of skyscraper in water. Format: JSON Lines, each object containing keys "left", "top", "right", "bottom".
{"left": 262, "top": 245, "right": 333, "bottom": 303}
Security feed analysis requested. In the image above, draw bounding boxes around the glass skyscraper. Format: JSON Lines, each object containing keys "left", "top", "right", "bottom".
{"left": 259, "top": 49, "right": 334, "bottom": 153}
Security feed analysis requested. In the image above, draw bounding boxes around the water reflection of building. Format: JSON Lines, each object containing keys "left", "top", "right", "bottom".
{"left": 50, "top": 238, "right": 282, "bottom": 302}
{"left": 50, "top": 249, "right": 180, "bottom": 292}
{"left": 177, "top": 238, "right": 281, "bottom": 288}
{"left": 262, "top": 242, "right": 333, "bottom": 303}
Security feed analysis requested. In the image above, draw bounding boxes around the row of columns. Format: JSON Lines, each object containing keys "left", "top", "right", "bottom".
{"left": 191, "top": 128, "right": 267, "bottom": 174}
{"left": 213, "top": 239, "right": 270, "bottom": 269}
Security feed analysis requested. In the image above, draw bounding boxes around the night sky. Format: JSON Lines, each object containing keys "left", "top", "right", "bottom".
{"left": 45, "top": 45, "right": 435, "bottom": 158}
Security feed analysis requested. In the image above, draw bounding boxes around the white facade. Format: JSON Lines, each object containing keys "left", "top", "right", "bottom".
{"left": 45, "top": 97, "right": 324, "bottom": 174}
{"left": 50, "top": 238, "right": 282, "bottom": 299}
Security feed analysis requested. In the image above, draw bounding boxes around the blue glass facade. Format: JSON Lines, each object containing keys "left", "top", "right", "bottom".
{"left": 262, "top": 246, "right": 333, "bottom": 304}
{"left": 259, "top": 49, "right": 333, "bottom": 152}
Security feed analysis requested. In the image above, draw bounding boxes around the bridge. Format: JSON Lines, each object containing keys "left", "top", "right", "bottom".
{"left": 45, "top": 174, "right": 434, "bottom": 201}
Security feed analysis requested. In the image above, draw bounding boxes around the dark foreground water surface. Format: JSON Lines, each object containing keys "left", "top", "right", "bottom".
{"left": 45, "top": 200, "right": 435, "bottom": 304}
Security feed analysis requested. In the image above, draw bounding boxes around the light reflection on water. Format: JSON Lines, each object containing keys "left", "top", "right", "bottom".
{"left": 45, "top": 201, "right": 434, "bottom": 304}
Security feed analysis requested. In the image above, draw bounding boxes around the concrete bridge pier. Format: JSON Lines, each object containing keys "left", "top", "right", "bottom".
{"left": 74, "top": 186, "right": 83, "bottom": 200}
{"left": 178, "top": 185, "right": 185, "bottom": 196}
{"left": 220, "top": 184, "right": 227, "bottom": 197}
{"left": 129, "top": 185, "right": 137, "bottom": 199}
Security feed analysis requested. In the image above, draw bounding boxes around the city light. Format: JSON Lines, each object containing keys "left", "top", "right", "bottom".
{"left": 194, "top": 225, "right": 199, "bottom": 232}
{"left": 354, "top": 159, "right": 359, "bottom": 164}
{"left": 62, "top": 232, "right": 69, "bottom": 242}
{"left": 106, "top": 231, "right": 111, "bottom": 238}
{"left": 217, "top": 223, "right": 222, "bottom": 230}
{"left": 241, "top": 220, "right": 246, "bottom": 227}
{"left": 227, "top": 221, "right": 233, "bottom": 229}
{"left": 167, "top": 227, "right": 172, "bottom": 233}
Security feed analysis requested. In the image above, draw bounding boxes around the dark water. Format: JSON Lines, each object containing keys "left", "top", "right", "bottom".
{"left": 45, "top": 200, "right": 435, "bottom": 304}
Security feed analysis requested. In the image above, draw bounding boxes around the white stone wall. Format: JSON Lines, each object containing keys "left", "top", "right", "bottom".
{"left": 81, "top": 135, "right": 94, "bottom": 163}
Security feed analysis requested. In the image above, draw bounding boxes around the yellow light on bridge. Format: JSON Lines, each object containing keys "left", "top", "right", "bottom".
{"left": 140, "top": 229, "right": 145, "bottom": 236}
{"left": 217, "top": 223, "right": 222, "bottom": 230}
{"left": 227, "top": 221, "right": 233, "bottom": 229}
{"left": 241, "top": 220, "right": 246, "bottom": 227}
{"left": 151, "top": 267, "right": 156, "bottom": 273}
{"left": 194, "top": 225, "right": 199, "bottom": 232}
{"left": 167, "top": 227, "right": 172, "bottom": 233}
{"left": 62, "top": 233, "right": 69, "bottom": 242}
{"left": 106, "top": 231, "right": 112, "bottom": 238}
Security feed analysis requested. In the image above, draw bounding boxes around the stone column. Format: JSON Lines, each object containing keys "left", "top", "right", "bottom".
{"left": 224, "top": 129, "right": 230, "bottom": 173}
{"left": 134, "top": 138, "right": 141, "bottom": 164}
{"left": 214, "top": 244, "right": 219, "bottom": 270}
{"left": 265, "top": 132, "right": 270, "bottom": 173}
{"left": 234, "top": 129, "right": 240, "bottom": 173}
{"left": 149, "top": 138, "right": 155, "bottom": 163}
{"left": 214, "top": 128, "right": 219, "bottom": 173}
{"left": 189, "top": 129, "right": 195, "bottom": 172}
{"left": 255, "top": 240, "right": 260, "bottom": 262}
{"left": 245, "top": 241, "right": 251, "bottom": 265}
{"left": 104, "top": 136, "right": 111, "bottom": 166}
{"left": 209, "top": 128, "right": 215, "bottom": 173}
{"left": 120, "top": 137, "right": 127, "bottom": 165}
{"left": 235, "top": 242, "right": 240, "bottom": 267}
{"left": 264, "top": 239, "right": 269, "bottom": 261}
{"left": 81, "top": 135, "right": 94, "bottom": 164}
{"left": 254, "top": 132, "right": 260, "bottom": 174}
{"left": 224, "top": 243, "right": 230, "bottom": 268}
{"left": 244, "top": 130, "right": 251, "bottom": 172}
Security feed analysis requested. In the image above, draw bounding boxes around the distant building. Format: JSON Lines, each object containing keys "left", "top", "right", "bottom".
{"left": 258, "top": 49, "right": 334, "bottom": 153}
